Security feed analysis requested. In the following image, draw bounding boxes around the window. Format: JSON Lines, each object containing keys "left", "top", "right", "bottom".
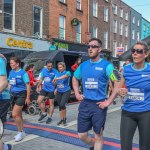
{"left": 113, "top": 41, "right": 117, "bottom": 56}
{"left": 77, "top": 0, "right": 81, "bottom": 10}
{"left": 125, "top": 12, "right": 128, "bottom": 20}
{"left": 104, "top": 6, "right": 108, "bottom": 22}
{"left": 132, "top": 30, "right": 135, "bottom": 40}
{"left": 93, "top": 1, "right": 98, "bottom": 17}
{"left": 92, "top": 27, "right": 97, "bottom": 38}
{"left": 112, "top": 4, "right": 117, "bottom": 15}
{"left": 144, "top": 25, "right": 146, "bottom": 31}
{"left": 132, "top": 16, "right": 135, "bottom": 24}
{"left": 125, "top": 25, "right": 128, "bottom": 37}
{"left": 104, "top": 32, "right": 108, "bottom": 49}
{"left": 120, "top": 8, "right": 123, "bottom": 18}
{"left": 4, "top": 0, "right": 14, "bottom": 31}
{"left": 119, "top": 43, "right": 123, "bottom": 47}
{"left": 76, "top": 22, "right": 81, "bottom": 43}
{"left": 137, "top": 32, "right": 140, "bottom": 41}
{"left": 33, "top": 6, "right": 43, "bottom": 37}
{"left": 113, "top": 20, "right": 117, "bottom": 33}
{"left": 59, "top": 0, "right": 65, "bottom": 3}
{"left": 137, "top": 20, "right": 140, "bottom": 26}
{"left": 59, "top": 15, "right": 66, "bottom": 40}
{"left": 125, "top": 44, "right": 128, "bottom": 51}
{"left": 120, "top": 23, "right": 123, "bottom": 35}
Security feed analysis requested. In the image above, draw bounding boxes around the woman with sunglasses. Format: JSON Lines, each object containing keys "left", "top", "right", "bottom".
{"left": 118, "top": 41, "right": 150, "bottom": 150}
{"left": 8, "top": 57, "right": 30, "bottom": 142}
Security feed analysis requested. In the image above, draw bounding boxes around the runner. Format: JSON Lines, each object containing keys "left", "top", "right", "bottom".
{"left": 8, "top": 57, "right": 30, "bottom": 142}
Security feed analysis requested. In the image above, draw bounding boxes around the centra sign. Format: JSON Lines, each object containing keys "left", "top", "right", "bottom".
{"left": 71, "top": 18, "right": 79, "bottom": 26}
{"left": 6, "top": 37, "right": 33, "bottom": 49}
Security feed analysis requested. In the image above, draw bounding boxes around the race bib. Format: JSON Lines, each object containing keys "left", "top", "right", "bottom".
{"left": 85, "top": 78, "right": 98, "bottom": 89}
{"left": 9, "top": 78, "right": 16, "bottom": 85}
{"left": 44, "top": 77, "right": 51, "bottom": 82}
{"left": 57, "top": 84, "right": 64, "bottom": 89}
{"left": 127, "top": 88, "right": 144, "bottom": 101}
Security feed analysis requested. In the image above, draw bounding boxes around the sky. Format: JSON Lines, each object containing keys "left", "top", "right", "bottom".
{"left": 122, "top": 0, "right": 150, "bottom": 22}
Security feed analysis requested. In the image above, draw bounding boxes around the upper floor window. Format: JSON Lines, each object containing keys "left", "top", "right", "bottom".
{"left": 132, "top": 16, "right": 135, "bottom": 24}
{"left": 120, "top": 23, "right": 123, "bottom": 35}
{"left": 93, "top": 1, "right": 98, "bottom": 17}
{"left": 137, "top": 20, "right": 140, "bottom": 26}
{"left": 104, "top": 32, "right": 108, "bottom": 49}
{"left": 132, "top": 29, "right": 135, "bottom": 40}
{"left": 120, "top": 8, "right": 123, "bottom": 18}
{"left": 59, "top": 15, "right": 66, "bottom": 40}
{"left": 33, "top": 6, "right": 43, "bottom": 37}
{"left": 112, "top": 4, "right": 117, "bottom": 15}
{"left": 125, "top": 12, "right": 128, "bottom": 20}
{"left": 4, "top": 0, "right": 14, "bottom": 31}
{"left": 59, "top": 0, "right": 66, "bottom": 3}
{"left": 77, "top": 0, "right": 81, "bottom": 10}
{"left": 125, "top": 44, "right": 128, "bottom": 51}
{"left": 125, "top": 25, "right": 128, "bottom": 37}
{"left": 137, "top": 32, "right": 140, "bottom": 41}
{"left": 104, "top": 6, "right": 108, "bottom": 22}
{"left": 92, "top": 27, "right": 98, "bottom": 38}
{"left": 76, "top": 22, "right": 81, "bottom": 43}
{"left": 113, "top": 20, "right": 117, "bottom": 33}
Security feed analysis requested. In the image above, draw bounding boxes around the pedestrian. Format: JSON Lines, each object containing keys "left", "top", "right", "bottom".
{"left": 26, "top": 64, "right": 37, "bottom": 87}
{"left": 8, "top": 57, "right": 30, "bottom": 142}
{"left": 36, "top": 61, "right": 57, "bottom": 124}
{"left": 0, "top": 53, "right": 13, "bottom": 149}
{"left": 71, "top": 57, "right": 82, "bottom": 72}
{"left": 118, "top": 41, "right": 150, "bottom": 150}
{"left": 72, "top": 38, "right": 119, "bottom": 150}
{"left": 53, "top": 62, "right": 71, "bottom": 126}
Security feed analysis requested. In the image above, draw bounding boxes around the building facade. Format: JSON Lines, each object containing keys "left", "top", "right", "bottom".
{"left": 49, "top": 0, "right": 88, "bottom": 44}
{"left": 141, "top": 17, "right": 150, "bottom": 40}
{"left": 129, "top": 7, "right": 142, "bottom": 47}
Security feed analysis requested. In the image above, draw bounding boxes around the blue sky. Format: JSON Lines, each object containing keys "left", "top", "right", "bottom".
{"left": 122, "top": 0, "right": 150, "bottom": 21}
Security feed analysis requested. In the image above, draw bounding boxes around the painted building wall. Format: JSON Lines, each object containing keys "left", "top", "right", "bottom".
{"left": 141, "top": 17, "right": 150, "bottom": 40}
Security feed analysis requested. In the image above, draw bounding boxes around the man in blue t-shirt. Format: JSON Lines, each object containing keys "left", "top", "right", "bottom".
{"left": 0, "top": 54, "right": 12, "bottom": 150}
{"left": 36, "top": 61, "right": 57, "bottom": 124}
{"left": 72, "top": 38, "right": 119, "bottom": 150}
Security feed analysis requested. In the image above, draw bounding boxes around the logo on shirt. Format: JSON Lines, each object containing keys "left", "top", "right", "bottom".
{"left": 95, "top": 67, "right": 103, "bottom": 71}
{"left": 16, "top": 75, "right": 21, "bottom": 78}
{"left": 141, "top": 74, "right": 150, "bottom": 78}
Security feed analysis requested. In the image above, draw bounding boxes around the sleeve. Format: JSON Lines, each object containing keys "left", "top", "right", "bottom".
{"left": 71, "top": 64, "right": 78, "bottom": 71}
{"left": 23, "top": 72, "right": 30, "bottom": 83}
{"left": 66, "top": 71, "right": 71, "bottom": 77}
{"left": 106, "top": 63, "right": 115, "bottom": 79}
{"left": 0, "top": 58, "right": 7, "bottom": 76}
{"left": 73, "top": 65, "right": 81, "bottom": 80}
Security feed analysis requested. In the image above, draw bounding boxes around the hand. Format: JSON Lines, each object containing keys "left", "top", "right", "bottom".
{"left": 75, "top": 93, "right": 84, "bottom": 101}
{"left": 119, "top": 88, "right": 128, "bottom": 97}
{"left": 54, "top": 89, "right": 57, "bottom": 95}
{"left": 53, "top": 78, "right": 57, "bottom": 84}
{"left": 96, "top": 100, "right": 111, "bottom": 109}
{"left": 25, "top": 98, "right": 31, "bottom": 106}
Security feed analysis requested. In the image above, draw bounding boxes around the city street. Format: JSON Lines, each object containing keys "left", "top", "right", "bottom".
{"left": 2, "top": 99, "right": 139, "bottom": 150}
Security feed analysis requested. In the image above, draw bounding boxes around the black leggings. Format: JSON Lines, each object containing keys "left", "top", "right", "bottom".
{"left": 56, "top": 90, "right": 71, "bottom": 111}
{"left": 120, "top": 110, "right": 150, "bottom": 150}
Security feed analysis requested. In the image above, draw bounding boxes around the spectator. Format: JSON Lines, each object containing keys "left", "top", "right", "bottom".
{"left": 71, "top": 57, "right": 82, "bottom": 72}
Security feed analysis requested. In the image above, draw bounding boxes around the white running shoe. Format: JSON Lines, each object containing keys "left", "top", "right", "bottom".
{"left": 15, "top": 131, "right": 26, "bottom": 142}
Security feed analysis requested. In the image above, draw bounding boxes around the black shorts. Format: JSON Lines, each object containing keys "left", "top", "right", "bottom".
{"left": 0, "top": 100, "right": 10, "bottom": 122}
{"left": 39, "top": 89, "right": 55, "bottom": 99}
{"left": 11, "top": 91, "right": 27, "bottom": 106}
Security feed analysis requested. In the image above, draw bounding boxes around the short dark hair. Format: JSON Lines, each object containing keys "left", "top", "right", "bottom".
{"left": 89, "top": 38, "right": 102, "bottom": 47}
{"left": 10, "top": 57, "right": 21, "bottom": 67}
{"left": 46, "top": 60, "right": 53, "bottom": 65}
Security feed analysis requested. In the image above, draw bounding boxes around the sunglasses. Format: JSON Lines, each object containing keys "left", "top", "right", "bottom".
{"left": 131, "top": 49, "right": 145, "bottom": 54}
{"left": 88, "top": 45, "right": 99, "bottom": 49}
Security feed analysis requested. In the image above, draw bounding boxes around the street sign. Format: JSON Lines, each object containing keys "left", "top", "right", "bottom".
{"left": 116, "top": 47, "right": 124, "bottom": 55}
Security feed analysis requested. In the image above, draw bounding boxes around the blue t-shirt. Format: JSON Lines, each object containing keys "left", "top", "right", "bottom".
{"left": 122, "top": 63, "right": 150, "bottom": 112}
{"left": 0, "top": 58, "right": 10, "bottom": 100}
{"left": 74, "top": 58, "right": 114, "bottom": 101}
{"left": 55, "top": 71, "right": 71, "bottom": 93}
{"left": 9, "top": 69, "right": 29, "bottom": 93}
{"left": 41, "top": 68, "right": 58, "bottom": 92}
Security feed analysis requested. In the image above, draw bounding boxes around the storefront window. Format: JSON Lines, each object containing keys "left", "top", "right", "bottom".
{"left": 4, "top": 0, "right": 14, "bottom": 30}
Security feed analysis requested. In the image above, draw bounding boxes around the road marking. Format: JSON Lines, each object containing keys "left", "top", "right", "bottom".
{"left": 5, "top": 134, "right": 39, "bottom": 145}
{"left": 108, "top": 107, "right": 121, "bottom": 113}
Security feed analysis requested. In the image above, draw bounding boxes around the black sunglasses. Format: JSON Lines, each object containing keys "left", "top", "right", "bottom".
{"left": 131, "top": 49, "right": 145, "bottom": 54}
{"left": 88, "top": 45, "right": 99, "bottom": 49}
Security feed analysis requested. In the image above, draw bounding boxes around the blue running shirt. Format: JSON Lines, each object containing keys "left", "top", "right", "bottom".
{"left": 74, "top": 59, "right": 114, "bottom": 101}
{"left": 122, "top": 63, "right": 150, "bottom": 112}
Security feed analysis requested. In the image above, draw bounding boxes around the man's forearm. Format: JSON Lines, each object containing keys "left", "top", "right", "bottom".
{"left": 72, "top": 77, "right": 80, "bottom": 94}
{"left": 0, "top": 79, "right": 8, "bottom": 93}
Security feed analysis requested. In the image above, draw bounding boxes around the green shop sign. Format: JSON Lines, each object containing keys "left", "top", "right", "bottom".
{"left": 54, "top": 42, "right": 69, "bottom": 51}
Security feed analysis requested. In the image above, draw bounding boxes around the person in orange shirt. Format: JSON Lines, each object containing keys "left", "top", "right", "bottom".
{"left": 71, "top": 57, "right": 82, "bottom": 72}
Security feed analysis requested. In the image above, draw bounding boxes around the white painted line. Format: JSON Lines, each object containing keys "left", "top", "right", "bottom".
{"left": 108, "top": 106, "right": 121, "bottom": 113}
{"left": 5, "top": 134, "right": 39, "bottom": 145}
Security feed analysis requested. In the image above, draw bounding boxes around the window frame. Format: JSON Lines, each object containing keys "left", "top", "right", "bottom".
{"left": 59, "top": 15, "right": 66, "bottom": 40}
{"left": 76, "top": 21, "right": 81, "bottom": 43}
{"left": 93, "top": 1, "right": 98, "bottom": 17}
